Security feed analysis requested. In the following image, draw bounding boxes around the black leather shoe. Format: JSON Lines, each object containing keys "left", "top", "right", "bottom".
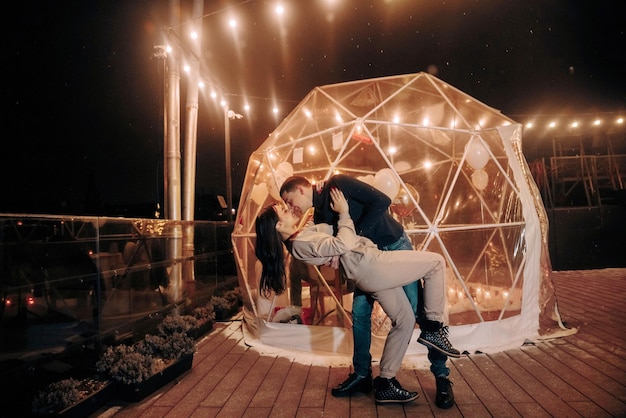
{"left": 331, "top": 372, "right": 373, "bottom": 397}
{"left": 435, "top": 376, "right": 455, "bottom": 409}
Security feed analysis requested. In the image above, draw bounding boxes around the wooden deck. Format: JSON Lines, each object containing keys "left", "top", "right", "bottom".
{"left": 96, "top": 268, "right": 626, "bottom": 417}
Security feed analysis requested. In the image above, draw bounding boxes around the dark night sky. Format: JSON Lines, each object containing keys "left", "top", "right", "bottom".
{"left": 3, "top": 0, "right": 625, "bottom": 216}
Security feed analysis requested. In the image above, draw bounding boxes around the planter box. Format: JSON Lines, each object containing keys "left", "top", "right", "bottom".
{"left": 191, "top": 320, "right": 214, "bottom": 339}
{"left": 34, "top": 380, "right": 116, "bottom": 418}
{"left": 214, "top": 306, "right": 239, "bottom": 321}
{"left": 116, "top": 354, "right": 194, "bottom": 402}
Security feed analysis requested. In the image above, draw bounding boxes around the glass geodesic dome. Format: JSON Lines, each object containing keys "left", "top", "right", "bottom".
{"left": 232, "top": 72, "right": 567, "bottom": 356}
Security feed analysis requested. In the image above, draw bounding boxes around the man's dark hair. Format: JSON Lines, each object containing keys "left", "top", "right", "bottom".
{"left": 279, "top": 176, "right": 311, "bottom": 196}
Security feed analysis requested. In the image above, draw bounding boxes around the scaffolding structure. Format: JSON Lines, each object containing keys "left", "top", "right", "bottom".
{"left": 534, "top": 132, "right": 626, "bottom": 208}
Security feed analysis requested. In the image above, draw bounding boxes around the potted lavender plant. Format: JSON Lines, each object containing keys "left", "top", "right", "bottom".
{"left": 95, "top": 315, "right": 196, "bottom": 402}
{"left": 31, "top": 376, "right": 115, "bottom": 418}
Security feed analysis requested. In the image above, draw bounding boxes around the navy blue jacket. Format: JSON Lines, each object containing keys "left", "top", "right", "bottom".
{"left": 312, "top": 174, "right": 404, "bottom": 248}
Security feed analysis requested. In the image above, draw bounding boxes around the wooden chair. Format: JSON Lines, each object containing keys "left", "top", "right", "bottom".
{"left": 289, "top": 256, "right": 352, "bottom": 327}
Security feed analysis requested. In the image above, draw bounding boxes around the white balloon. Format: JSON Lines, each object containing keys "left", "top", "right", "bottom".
{"left": 250, "top": 183, "right": 268, "bottom": 206}
{"left": 267, "top": 169, "right": 290, "bottom": 200}
{"left": 471, "top": 169, "right": 489, "bottom": 191}
{"left": 357, "top": 175, "right": 375, "bottom": 186}
{"left": 276, "top": 161, "right": 293, "bottom": 177}
{"left": 374, "top": 168, "right": 400, "bottom": 199}
{"left": 393, "top": 161, "right": 412, "bottom": 173}
{"left": 265, "top": 162, "right": 294, "bottom": 200}
{"left": 465, "top": 139, "right": 490, "bottom": 170}
{"left": 267, "top": 168, "right": 287, "bottom": 199}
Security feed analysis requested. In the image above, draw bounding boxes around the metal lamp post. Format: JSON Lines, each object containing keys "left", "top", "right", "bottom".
{"left": 224, "top": 107, "right": 243, "bottom": 221}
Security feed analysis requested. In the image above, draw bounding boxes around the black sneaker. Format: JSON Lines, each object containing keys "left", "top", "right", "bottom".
{"left": 373, "top": 377, "right": 419, "bottom": 405}
{"left": 418, "top": 326, "right": 461, "bottom": 358}
{"left": 435, "top": 376, "right": 455, "bottom": 409}
{"left": 331, "top": 372, "right": 372, "bottom": 397}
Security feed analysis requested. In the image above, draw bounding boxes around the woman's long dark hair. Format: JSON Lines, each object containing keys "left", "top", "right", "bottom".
{"left": 255, "top": 206, "right": 287, "bottom": 298}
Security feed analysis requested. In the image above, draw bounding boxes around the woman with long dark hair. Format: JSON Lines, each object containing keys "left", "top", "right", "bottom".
{"left": 255, "top": 188, "right": 459, "bottom": 404}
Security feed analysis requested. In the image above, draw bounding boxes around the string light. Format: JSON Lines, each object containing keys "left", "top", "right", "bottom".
{"left": 165, "top": 4, "right": 626, "bottom": 132}
{"left": 518, "top": 112, "right": 626, "bottom": 134}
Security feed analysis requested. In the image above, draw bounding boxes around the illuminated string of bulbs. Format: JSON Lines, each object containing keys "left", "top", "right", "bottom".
{"left": 179, "top": 46, "right": 626, "bottom": 129}
{"left": 160, "top": 1, "right": 300, "bottom": 117}
{"left": 510, "top": 111, "right": 625, "bottom": 129}
{"left": 165, "top": 2, "right": 626, "bottom": 132}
